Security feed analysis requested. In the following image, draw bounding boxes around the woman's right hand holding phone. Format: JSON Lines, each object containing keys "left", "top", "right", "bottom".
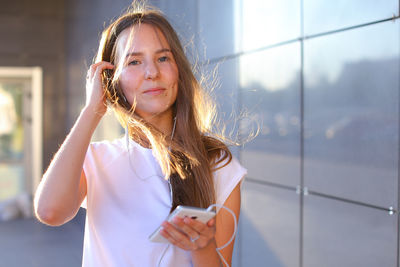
{"left": 85, "top": 61, "right": 115, "bottom": 117}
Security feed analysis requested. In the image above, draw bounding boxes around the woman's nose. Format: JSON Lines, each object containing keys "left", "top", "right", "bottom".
{"left": 144, "top": 61, "right": 159, "bottom": 80}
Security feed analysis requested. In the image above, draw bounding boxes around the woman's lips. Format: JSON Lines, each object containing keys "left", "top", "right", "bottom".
{"left": 143, "top": 87, "right": 165, "bottom": 96}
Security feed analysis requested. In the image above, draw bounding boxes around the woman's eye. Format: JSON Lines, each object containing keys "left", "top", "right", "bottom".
{"left": 158, "top": 56, "right": 168, "bottom": 62}
{"left": 129, "top": 60, "right": 140, "bottom": 65}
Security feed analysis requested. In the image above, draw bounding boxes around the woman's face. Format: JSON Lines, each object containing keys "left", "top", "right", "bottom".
{"left": 115, "top": 23, "right": 179, "bottom": 122}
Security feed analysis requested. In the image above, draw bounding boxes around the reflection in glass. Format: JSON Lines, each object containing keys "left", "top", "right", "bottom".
{"left": 201, "top": 58, "right": 241, "bottom": 157}
{"left": 198, "top": 0, "right": 302, "bottom": 59}
{"left": 240, "top": 43, "right": 301, "bottom": 186}
{"left": 304, "top": 20, "right": 399, "bottom": 208}
{"left": 197, "top": 0, "right": 235, "bottom": 60}
{"left": 304, "top": 195, "right": 397, "bottom": 267}
{"left": 0, "top": 82, "right": 24, "bottom": 201}
{"left": 240, "top": 0, "right": 300, "bottom": 52}
{"left": 304, "top": 0, "right": 399, "bottom": 35}
{"left": 240, "top": 182, "right": 299, "bottom": 267}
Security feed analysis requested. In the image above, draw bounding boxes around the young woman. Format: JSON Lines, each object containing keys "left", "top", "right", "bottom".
{"left": 34, "top": 5, "right": 246, "bottom": 267}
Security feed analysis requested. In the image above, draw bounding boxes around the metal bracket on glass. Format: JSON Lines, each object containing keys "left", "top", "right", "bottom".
{"left": 303, "top": 187, "right": 309, "bottom": 196}
{"left": 296, "top": 186, "right": 309, "bottom": 196}
{"left": 296, "top": 185, "right": 301, "bottom": 194}
{"left": 388, "top": 206, "right": 395, "bottom": 215}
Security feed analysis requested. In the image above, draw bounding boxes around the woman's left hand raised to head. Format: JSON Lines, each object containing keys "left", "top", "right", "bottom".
{"left": 160, "top": 216, "right": 216, "bottom": 251}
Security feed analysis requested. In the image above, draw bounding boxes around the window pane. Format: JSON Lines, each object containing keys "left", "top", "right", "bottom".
{"left": 240, "top": 43, "right": 301, "bottom": 187}
{"left": 304, "top": 20, "right": 400, "bottom": 208}
{"left": 304, "top": 0, "right": 399, "bottom": 35}
{"left": 198, "top": 0, "right": 236, "bottom": 60}
{"left": 304, "top": 195, "right": 397, "bottom": 267}
{"left": 202, "top": 58, "right": 241, "bottom": 157}
{"left": 240, "top": 182, "right": 300, "bottom": 267}
{"left": 240, "top": 0, "right": 301, "bottom": 51}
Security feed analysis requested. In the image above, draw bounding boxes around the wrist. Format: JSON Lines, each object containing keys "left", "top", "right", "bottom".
{"left": 80, "top": 105, "right": 105, "bottom": 126}
{"left": 82, "top": 104, "right": 106, "bottom": 120}
{"left": 191, "top": 238, "right": 221, "bottom": 266}
{"left": 194, "top": 237, "right": 217, "bottom": 252}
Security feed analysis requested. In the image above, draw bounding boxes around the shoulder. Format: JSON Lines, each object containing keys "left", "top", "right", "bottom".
{"left": 89, "top": 137, "right": 125, "bottom": 150}
{"left": 213, "top": 154, "right": 247, "bottom": 206}
{"left": 87, "top": 137, "right": 126, "bottom": 155}
{"left": 213, "top": 154, "right": 247, "bottom": 181}
{"left": 85, "top": 137, "right": 127, "bottom": 166}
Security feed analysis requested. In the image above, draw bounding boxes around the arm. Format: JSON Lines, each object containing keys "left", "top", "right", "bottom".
{"left": 34, "top": 62, "right": 113, "bottom": 226}
{"left": 192, "top": 183, "right": 241, "bottom": 267}
{"left": 160, "top": 182, "right": 242, "bottom": 267}
{"left": 213, "top": 182, "right": 241, "bottom": 266}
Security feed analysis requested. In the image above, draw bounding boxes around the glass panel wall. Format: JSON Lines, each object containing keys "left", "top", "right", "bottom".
{"left": 239, "top": 0, "right": 301, "bottom": 51}
{"left": 304, "top": 0, "right": 399, "bottom": 35}
{"left": 304, "top": 20, "right": 400, "bottom": 208}
{"left": 240, "top": 43, "right": 301, "bottom": 187}
{"left": 203, "top": 58, "right": 241, "bottom": 157}
{"left": 197, "top": 0, "right": 236, "bottom": 60}
{"left": 303, "top": 195, "right": 397, "bottom": 267}
{"left": 240, "top": 182, "right": 300, "bottom": 267}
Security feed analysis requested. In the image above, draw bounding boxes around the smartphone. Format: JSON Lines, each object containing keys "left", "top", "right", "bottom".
{"left": 149, "top": 205, "right": 216, "bottom": 243}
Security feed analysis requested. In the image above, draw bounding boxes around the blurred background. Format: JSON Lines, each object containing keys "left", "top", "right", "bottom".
{"left": 0, "top": 0, "right": 399, "bottom": 266}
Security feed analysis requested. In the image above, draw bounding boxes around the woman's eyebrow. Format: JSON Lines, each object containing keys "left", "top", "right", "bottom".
{"left": 125, "top": 48, "right": 172, "bottom": 58}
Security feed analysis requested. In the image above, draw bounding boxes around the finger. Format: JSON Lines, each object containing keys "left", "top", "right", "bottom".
{"left": 94, "top": 62, "right": 114, "bottom": 77}
{"left": 183, "top": 217, "right": 210, "bottom": 235}
{"left": 172, "top": 217, "right": 200, "bottom": 240}
{"left": 162, "top": 221, "right": 186, "bottom": 243}
{"left": 88, "top": 62, "right": 114, "bottom": 80}
{"left": 160, "top": 228, "right": 197, "bottom": 251}
{"left": 162, "top": 221, "right": 196, "bottom": 249}
{"left": 207, "top": 218, "right": 216, "bottom": 227}
{"left": 160, "top": 228, "right": 178, "bottom": 245}
{"left": 160, "top": 227, "right": 191, "bottom": 250}
{"left": 88, "top": 62, "right": 103, "bottom": 78}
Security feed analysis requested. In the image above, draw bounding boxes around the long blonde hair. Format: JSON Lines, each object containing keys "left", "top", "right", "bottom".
{"left": 96, "top": 4, "right": 231, "bottom": 211}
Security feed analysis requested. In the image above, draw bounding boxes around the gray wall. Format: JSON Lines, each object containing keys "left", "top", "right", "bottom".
{"left": 0, "top": 0, "right": 66, "bottom": 169}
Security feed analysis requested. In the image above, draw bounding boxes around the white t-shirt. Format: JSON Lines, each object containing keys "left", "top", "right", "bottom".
{"left": 81, "top": 137, "right": 247, "bottom": 267}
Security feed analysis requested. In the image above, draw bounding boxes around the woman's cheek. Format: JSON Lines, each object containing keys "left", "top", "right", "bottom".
{"left": 163, "top": 62, "right": 179, "bottom": 81}
{"left": 120, "top": 71, "right": 140, "bottom": 97}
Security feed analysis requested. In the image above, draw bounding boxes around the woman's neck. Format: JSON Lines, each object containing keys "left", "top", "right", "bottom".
{"left": 128, "top": 110, "right": 175, "bottom": 149}
{"left": 145, "top": 112, "right": 174, "bottom": 136}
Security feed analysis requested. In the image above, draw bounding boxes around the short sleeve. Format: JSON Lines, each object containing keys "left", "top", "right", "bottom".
{"left": 213, "top": 156, "right": 247, "bottom": 208}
